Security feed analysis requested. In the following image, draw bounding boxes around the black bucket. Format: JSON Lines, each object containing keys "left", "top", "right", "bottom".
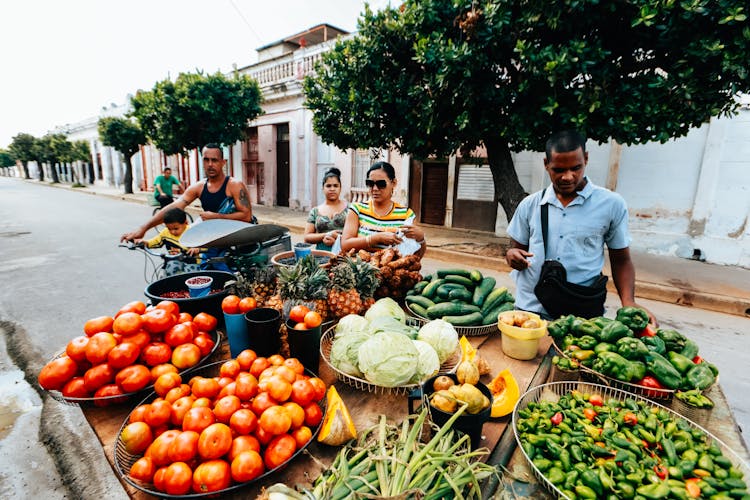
{"left": 408, "top": 373, "right": 491, "bottom": 449}
{"left": 144, "top": 271, "right": 235, "bottom": 328}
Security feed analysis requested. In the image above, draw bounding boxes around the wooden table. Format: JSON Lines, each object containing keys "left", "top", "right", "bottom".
{"left": 80, "top": 331, "right": 749, "bottom": 499}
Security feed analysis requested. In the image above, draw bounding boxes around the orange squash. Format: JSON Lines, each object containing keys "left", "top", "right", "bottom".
{"left": 317, "top": 386, "right": 356, "bottom": 446}
{"left": 488, "top": 369, "right": 519, "bottom": 418}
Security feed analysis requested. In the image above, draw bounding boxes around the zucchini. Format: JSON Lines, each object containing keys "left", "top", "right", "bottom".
{"left": 405, "top": 295, "right": 436, "bottom": 309}
{"left": 409, "top": 303, "right": 429, "bottom": 319}
{"left": 480, "top": 287, "right": 509, "bottom": 314}
{"left": 436, "top": 283, "right": 465, "bottom": 299}
{"left": 436, "top": 269, "right": 472, "bottom": 278}
{"left": 425, "top": 301, "right": 481, "bottom": 319}
{"left": 448, "top": 287, "right": 473, "bottom": 303}
{"left": 444, "top": 274, "right": 475, "bottom": 288}
{"left": 443, "top": 312, "right": 484, "bottom": 326}
{"left": 412, "top": 280, "right": 430, "bottom": 295}
{"left": 469, "top": 270, "right": 483, "bottom": 283}
{"left": 481, "top": 300, "right": 515, "bottom": 325}
{"left": 421, "top": 279, "right": 445, "bottom": 299}
{"left": 472, "top": 277, "right": 497, "bottom": 307}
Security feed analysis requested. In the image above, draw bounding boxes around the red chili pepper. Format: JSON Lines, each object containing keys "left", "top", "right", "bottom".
{"left": 589, "top": 394, "right": 604, "bottom": 407}
{"left": 637, "top": 324, "right": 657, "bottom": 338}
{"left": 692, "top": 355, "right": 703, "bottom": 364}
{"left": 623, "top": 412, "right": 638, "bottom": 425}
{"left": 583, "top": 408, "right": 597, "bottom": 421}
{"left": 654, "top": 464, "right": 668, "bottom": 479}
{"left": 550, "top": 412, "right": 563, "bottom": 425}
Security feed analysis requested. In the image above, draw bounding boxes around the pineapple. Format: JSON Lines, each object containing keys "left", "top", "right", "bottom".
{"left": 305, "top": 266, "right": 331, "bottom": 322}
{"left": 328, "top": 258, "right": 363, "bottom": 319}
{"left": 277, "top": 256, "right": 331, "bottom": 321}
{"left": 350, "top": 257, "right": 380, "bottom": 312}
{"left": 251, "top": 266, "right": 278, "bottom": 307}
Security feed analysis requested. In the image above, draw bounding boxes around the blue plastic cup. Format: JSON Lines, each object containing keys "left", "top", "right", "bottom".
{"left": 224, "top": 312, "right": 250, "bottom": 358}
{"left": 293, "top": 243, "right": 313, "bottom": 261}
{"left": 185, "top": 276, "right": 213, "bottom": 298}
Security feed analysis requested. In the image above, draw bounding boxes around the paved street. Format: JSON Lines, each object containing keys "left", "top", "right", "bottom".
{"left": 0, "top": 177, "right": 747, "bottom": 498}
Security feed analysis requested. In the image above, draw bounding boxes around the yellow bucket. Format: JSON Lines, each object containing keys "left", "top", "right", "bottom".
{"left": 497, "top": 311, "right": 548, "bottom": 360}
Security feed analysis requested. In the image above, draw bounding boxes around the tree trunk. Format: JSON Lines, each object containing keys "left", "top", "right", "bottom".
{"left": 123, "top": 150, "right": 135, "bottom": 194}
{"left": 38, "top": 162, "right": 45, "bottom": 182}
{"left": 484, "top": 136, "right": 528, "bottom": 222}
{"left": 87, "top": 162, "right": 95, "bottom": 184}
{"left": 50, "top": 161, "right": 60, "bottom": 183}
{"left": 21, "top": 161, "right": 30, "bottom": 179}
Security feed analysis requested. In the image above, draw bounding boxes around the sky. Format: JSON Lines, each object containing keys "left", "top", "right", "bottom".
{"left": 0, "top": 0, "right": 392, "bottom": 148}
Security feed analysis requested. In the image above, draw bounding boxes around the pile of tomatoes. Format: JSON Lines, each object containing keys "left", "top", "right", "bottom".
{"left": 288, "top": 304, "right": 322, "bottom": 331}
{"left": 120, "top": 351, "right": 327, "bottom": 495}
{"left": 220, "top": 295, "right": 258, "bottom": 315}
{"left": 37, "top": 300, "right": 217, "bottom": 405}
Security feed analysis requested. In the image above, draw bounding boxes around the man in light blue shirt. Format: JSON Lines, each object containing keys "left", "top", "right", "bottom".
{"left": 506, "top": 130, "right": 655, "bottom": 324}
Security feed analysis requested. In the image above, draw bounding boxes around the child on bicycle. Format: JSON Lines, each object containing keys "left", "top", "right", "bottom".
{"left": 134, "top": 208, "right": 201, "bottom": 276}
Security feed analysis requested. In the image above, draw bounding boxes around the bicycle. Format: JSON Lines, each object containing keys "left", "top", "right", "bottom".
{"left": 119, "top": 243, "right": 200, "bottom": 283}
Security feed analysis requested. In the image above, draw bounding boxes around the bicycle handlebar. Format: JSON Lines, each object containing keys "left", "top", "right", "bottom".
{"left": 118, "top": 243, "right": 192, "bottom": 261}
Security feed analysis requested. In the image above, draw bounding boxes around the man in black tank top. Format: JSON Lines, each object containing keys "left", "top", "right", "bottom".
{"left": 121, "top": 143, "right": 254, "bottom": 243}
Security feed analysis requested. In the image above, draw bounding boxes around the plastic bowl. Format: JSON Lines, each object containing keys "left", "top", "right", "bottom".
{"left": 497, "top": 311, "right": 548, "bottom": 360}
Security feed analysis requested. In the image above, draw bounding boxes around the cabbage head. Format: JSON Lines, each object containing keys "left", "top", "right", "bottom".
{"left": 367, "top": 316, "right": 417, "bottom": 339}
{"left": 357, "top": 331, "right": 418, "bottom": 387}
{"left": 334, "top": 314, "right": 370, "bottom": 337}
{"left": 330, "top": 331, "right": 369, "bottom": 377}
{"left": 416, "top": 319, "right": 459, "bottom": 364}
{"left": 411, "top": 339, "right": 440, "bottom": 383}
{"left": 364, "top": 297, "right": 406, "bottom": 324}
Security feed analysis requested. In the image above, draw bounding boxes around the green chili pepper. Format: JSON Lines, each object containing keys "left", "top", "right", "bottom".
{"left": 600, "top": 320, "right": 633, "bottom": 343}
{"left": 685, "top": 363, "right": 716, "bottom": 390}
{"left": 638, "top": 428, "right": 657, "bottom": 444}
{"left": 592, "top": 351, "right": 640, "bottom": 382}
{"left": 564, "top": 470, "right": 579, "bottom": 490}
{"left": 667, "top": 351, "right": 695, "bottom": 374}
{"left": 616, "top": 306, "right": 650, "bottom": 332}
{"left": 617, "top": 482, "right": 636, "bottom": 499}
{"left": 575, "top": 484, "right": 598, "bottom": 499}
{"left": 675, "top": 389, "right": 714, "bottom": 409}
{"left": 570, "top": 444, "right": 584, "bottom": 463}
{"left": 723, "top": 477, "right": 747, "bottom": 490}
{"left": 559, "top": 449, "right": 571, "bottom": 471}
{"left": 669, "top": 486, "right": 690, "bottom": 500}
{"left": 713, "top": 455, "right": 732, "bottom": 470}
{"left": 599, "top": 467, "right": 615, "bottom": 491}
{"left": 636, "top": 481, "right": 670, "bottom": 499}
{"left": 616, "top": 336, "right": 650, "bottom": 360}
{"left": 661, "top": 437, "right": 678, "bottom": 466}
{"left": 547, "top": 466, "right": 566, "bottom": 485}
{"left": 533, "top": 457, "right": 552, "bottom": 472}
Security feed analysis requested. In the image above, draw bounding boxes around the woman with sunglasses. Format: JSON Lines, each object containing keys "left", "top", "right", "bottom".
{"left": 304, "top": 168, "right": 348, "bottom": 251}
{"left": 341, "top": 161, "right": 426, "bottom": 257}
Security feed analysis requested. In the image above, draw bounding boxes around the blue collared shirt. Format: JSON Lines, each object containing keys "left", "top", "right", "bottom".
{"left": 507, "top": 178, "right": 631, "bottom": 316}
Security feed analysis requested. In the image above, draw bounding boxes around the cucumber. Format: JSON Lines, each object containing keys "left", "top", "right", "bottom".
{"left": 472, "top": 277, "right": 497, "bottom": 307}
{"left": 444, "top": 274, "right": 475, "bottom": 288}
{"left": 481, "top": 300, "right": 514, "bottom": 325}
{"left": 469, "top": 270, "right": 483, "bottom": 283}
{"left": 436, "top": 283, "right": 465, "bottom": 299}
{"left": 480, "top": 287, "right": 509, "bottom": 314}
{"left": 421, "top": 279, "right": 445, "bottom": 299}
{"left": 409, "top": 303, "right": 429, "bottom": 319}
{"left": 422, "top": 274, "right": 432, "bottom": 282}
{"left": 425, "top": 302, "right": 481, "bottom": 319}
{"left": 436, "top": 269, "right": 472, "bottom": 278}
{"left": 448, "top": 287, "right": 473, "bottom": 303}
{"left": 412, "top": 280, "right": 430, "bottom": 295}
{"left": 406, "top": 289, "right": 415, "bottom": 296}
{"left": 443, "top": 312, "right": 484, "bottom": 326}
{"left": 405, "top": 295, "right": 436, "bottom": 309}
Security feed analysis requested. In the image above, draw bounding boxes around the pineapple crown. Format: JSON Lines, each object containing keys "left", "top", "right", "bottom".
{"left": 329, "top": 259, "right": 357, "bottom": 291}
{"left": 349, "top": 257, "right": 380, "bottom": 299}
{"left": 278, "top": 257, "right": 331, "bottom": 300}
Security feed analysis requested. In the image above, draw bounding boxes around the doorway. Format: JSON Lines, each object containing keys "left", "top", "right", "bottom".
{"left": 420, "top": 161, "right": 448, "bottom": 225}
{"left": 276, "top": 124, "right": 290, "bottom": 207}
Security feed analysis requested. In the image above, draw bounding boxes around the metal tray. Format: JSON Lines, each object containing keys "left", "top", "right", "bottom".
{"left": 404, "top": 302, "right": 499, "bottom": 337}
{"left": 512, "top": 381, "right": 750, "bottom": 500}
{"left": 44, "top": 329, "right": 222, "bottom": 407}
{"left": 113, "top": 360, "right": 326, "bottom": 499}
{"left": 320, "top": 318, "right": 460, "bottom": 396}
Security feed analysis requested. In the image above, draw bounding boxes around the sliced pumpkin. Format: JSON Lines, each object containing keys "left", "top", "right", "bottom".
{"left": 488, "top": 369, "right": 520, "bottom": 418}
{"left": 318, "top": 385, "right": 357, "bottom": 446}
{"left": 459, "top": 336, "right": 476, "bottom": 362}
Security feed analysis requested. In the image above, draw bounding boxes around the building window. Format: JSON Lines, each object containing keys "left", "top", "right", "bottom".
{"left": 352, "top": 148, "right": 385, "bottom": 188}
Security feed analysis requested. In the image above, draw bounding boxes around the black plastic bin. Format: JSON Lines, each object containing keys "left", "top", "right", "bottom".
{"left": 144, "top": 271, "right": 235, "bottom": 328}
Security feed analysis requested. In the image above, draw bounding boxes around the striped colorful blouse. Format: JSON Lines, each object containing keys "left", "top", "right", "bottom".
{"left": 350, "top": 201, "right": 415, "bottom": 249}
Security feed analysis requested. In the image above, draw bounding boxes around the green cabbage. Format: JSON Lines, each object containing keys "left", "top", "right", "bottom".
{"left": 367, "top": 316, "right": 418, "bottom": 339}
{"left": 330, "top": 332, "right": 369, "bottom": 377}
{"left": 364, "top": 297, "right": 406, "bottom": 324}
{"left": 411, "top": 339, "right": 440, "bottom": 383}
{"left": 357, "top": 331, "right": 418, "bottom": 387}
{"left": 416, "top": 319, "right": 459, "bottom": 364}
{"left": 334, "top": 314, "right": 370, "bottom": 337}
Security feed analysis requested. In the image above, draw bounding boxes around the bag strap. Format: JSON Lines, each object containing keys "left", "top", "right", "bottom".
{"left": 540, "top": 203, "right": 549, "bottom": 258}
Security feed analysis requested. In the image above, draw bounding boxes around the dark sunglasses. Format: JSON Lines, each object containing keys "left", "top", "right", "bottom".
{"left": 365, "top": 179, "right": 388, "bottom": 189}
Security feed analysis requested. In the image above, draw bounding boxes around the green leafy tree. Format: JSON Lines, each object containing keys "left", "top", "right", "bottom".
{"left": 0, "top": 149, "right": 14, "bottom": 176}
{"left": 34, "top": 133, "right": 69, "bottom": 183}
{"left": 65, "top": 140, "right": 91, "bottom": 184}
{"left": 98, "top": 117, "right": 146, "bottom": 194}
{"left": 131, "top": 70, "right": 263, "bottom": 155}
{"left": 304, "top": 0, "right": 750, "bottom": 220}
{"left": 8, "top": 133, "right": 37, "bottom": 179}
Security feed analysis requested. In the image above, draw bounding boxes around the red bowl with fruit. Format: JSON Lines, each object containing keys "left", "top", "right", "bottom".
{"left": 113, "top": 357, "right": 328, "bottom": 498}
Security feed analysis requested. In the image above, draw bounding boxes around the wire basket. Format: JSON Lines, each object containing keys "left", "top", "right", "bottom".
{"left": 114, "top": 360, "right": 326, "bottom": 499}
{"left": 43, "top": 329, "right": 223, "bottom": 408}
{"left": 512, "top": 381, "right": 750, "bottom": 500}
{"left": 319, "top": 318, "right": 460, "bottom": 396}
{"left": 404, "top": 302, "right": 499, "bottom": 337}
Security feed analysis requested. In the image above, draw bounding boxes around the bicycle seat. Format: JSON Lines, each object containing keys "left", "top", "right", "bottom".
{"left": 180, "top": 219, "right": 289, "bottom": 248}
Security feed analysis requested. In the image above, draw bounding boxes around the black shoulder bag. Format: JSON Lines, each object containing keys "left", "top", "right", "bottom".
{"left": 533, "top": 203, "right": 608, "bottom": 319}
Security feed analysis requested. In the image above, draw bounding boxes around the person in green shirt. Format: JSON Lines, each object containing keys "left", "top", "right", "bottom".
{"left": 153, "top": 167, "right": 181, "bottom": 208}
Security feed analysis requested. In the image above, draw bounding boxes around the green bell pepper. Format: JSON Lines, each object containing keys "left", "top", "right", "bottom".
{"left": 573, "top": 320, "right": 603, "bottom": 339}
{"left": 656, "top": 328, "right": 687, "bottom": 352}
{"left": 667, "top": 351, "right": 695, "bottom": 374}
{"left": 595, "top": 342, "right": 616, "bottom": 354}
{"left": 680, "top": 339, "right": 699, "bottom": 360}
{"left": 592, "top": 316, "right": 614, "bottom": 329}
{"left": 685, "top": 363, "right": 716, "bottom": 390}
{"left": 547, "top": 319, "right": 569, "bottom": 340}
{"left": 599, "top": 320, "right": 633, "bottom": 343}
{"left": 616, "top": 336, "right": 650, "bottom": 360}
{"left": 562, "top": 334, "right": 578, "bottom": 350}
{"left": 642, "top": 335, "right": 666, "bottom": 355}
{"left": 630, "top": 361, "right": 647, "bottom": 381}
{"left": 616, "top": 306, "right": 650, "bottom": 332}
{"left": 575, "top": 335, "right": 599, "bottom": 350}
{"left": 645, "top": 352, "right": 683, "bottom": 389}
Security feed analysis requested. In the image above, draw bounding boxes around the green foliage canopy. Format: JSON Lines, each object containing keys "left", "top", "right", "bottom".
{"left": 0, "top": 149, "right": 14, "bottom": 169}
{"left": 304, "top": 0, "right": 750, "bottom": 219}
{"left": 130, "top": 71, "right": 263, "bottom": 155}
{"left": 9, "top": 133, "right": 37, "bottom": 179}
{"left": 98, "top": 117, "right": 146, "bottom": 194}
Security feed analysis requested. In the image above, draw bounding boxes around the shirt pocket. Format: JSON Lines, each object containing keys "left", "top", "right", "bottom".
{"left": 567, "top": 224, "right": 607, "bottom": 256}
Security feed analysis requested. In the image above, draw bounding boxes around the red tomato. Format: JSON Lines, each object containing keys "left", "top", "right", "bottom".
{"left": 307, "top": 377, "right": 327, "bottom": 401}
{"left": 220, "top": 359, "right": 241, "bottom": 379}
{"left": 290, "top": 379, "right": 315, "bottom": 407}
{"left": 251, "top": 392, "right": 278, "bottom": 416}
{"left": 170, "top": 395, "right": 197, "bottom": 426}
{"left": 142, "top": 308, "right": 177, "bottom": 334}
{"left": 303, "top": 403, "right": 323, "bottom": 427}
{"left": 83, "top": 363, "right": 116, "bottom": 392}
{"left": 83, "top": 315, "right": 115, "bottom": 336}
{"left": 213, "top": 395, "right": 241, "bottom": 424}
{"left": 192, "top": 333, "right": 216, "bottom": 357}
{"left": 120, "top": 421, "right": 154, "bottom": 454}
{"left": 238, "top": 297, "right": 257, "bottom": 314}
{"left": 145, "top": 429, "right": 180, "bottom": 467}
{"left": 193, "top": 312, "right": 218, "bottom": 332}
{"left": 191, "top": 376, "right": 221, "bottom": 399}
{"left": 182, "top": 406, "right": 216, "bottom": 433}
{"left": 163, "top": 461, "right": 193, "bottom": 495}
{"left": 85, "top": 332, "right": 117, "bottom": 365}
{"left": 259, "top": 405, "right": 292, "bottom": 436}
{"left": 234, "top": 373, "right": 259, "bottom": 401}
{"left": 231, "top": 450, "right": 265, "bottom": 483}
{"left": 61, "top": 376, "right": 91, "bottom": 399}
{"left": 283, "top": 357, "right": 305, "bottom": 376}
{"left": 228, "top": 435, "right": 261, "bottom": 462}
{"left": 107, "top": 342, "right": 141, "bottom": 369}
{"left": 236, "top": 349, "right": 258, "bottom": 371}
{"left": 192, "top": 459, "right": 231, "bottom": 493}
{"left": 152, "top": 466, "right": 168, "bottom": 492}
{"left": 154, "top": 300, "right": 180, "bottom": 318}
{"left": 164, "top": 383, "right": 191, "bottom": 404}
{"left": 291, "top": 425, "right": 313, "bottom": 448}
{"left": 115, "top": 364, "right": 151, "bottom": 393}
{"left": 267, "top": 354, "right": 285, "bottom": 366}
{"left": 303, "top": 310, "right": 322, "bottom": 328}
{"left": 221, "top": 295, "right": 242, "bottom": 314}
{"left": 123, "top": 330, "right": 151, "bottom": 350}
{"left": 289, "top": 305, "right": 310, "bottom": 324}
{"left": 178, "top": 312, "right": 193, "bottom": 323}
{"left": 249, "top": 357, "right": 271, "bottom": 378}
{"left": 154, "top": 372, "right": 182, "bottom": 397}
{"left": 145, "top": 400, "right": 173, "bottom": 428}
{"left": 171, "top": 343, "right": 202, "bottom": 370}
{"left": 66, "top": 336, "right": 90, "bottom": 363}
{"left": 38, "top": 356, "right": 78, "bottom": 391}
{"left": 129, "top": 456, "right": 155, "bottom": 483}
{"left": 267, "top": 377, "right": 292, "bottom": 402}
{"left": 164, "top": 323, "right": 194, "bottom": 347}
{"left": 141, "top": 342, "right": 172, "bottom": 367}
{"left": 229, "top": 408, "right": 259, "bottom": 435}
{"left": 167, "top": 430, "right": 200, "bottom": 462}
{"left": 150, "top": 363, "right": 177, "bottom": 381}
{"left": 198, "top": 423, "right": 233, "bottom": 460}
{"left": 112, "top": 312, "right": 144, "bottom": 335}
{"left": 264, "top": 434, "right": 297, "bottom": 470}
{"left": 129, "top": 404, "right": 149, "bottom": 423}
{"left": 93, "top": 384, "right": 127, "bottom": 406}
{"left": 282, "top": 402, "right": 305, "bottom": 429}
{"left": 117, "top": 300, "right": 147, "bottom": 317}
